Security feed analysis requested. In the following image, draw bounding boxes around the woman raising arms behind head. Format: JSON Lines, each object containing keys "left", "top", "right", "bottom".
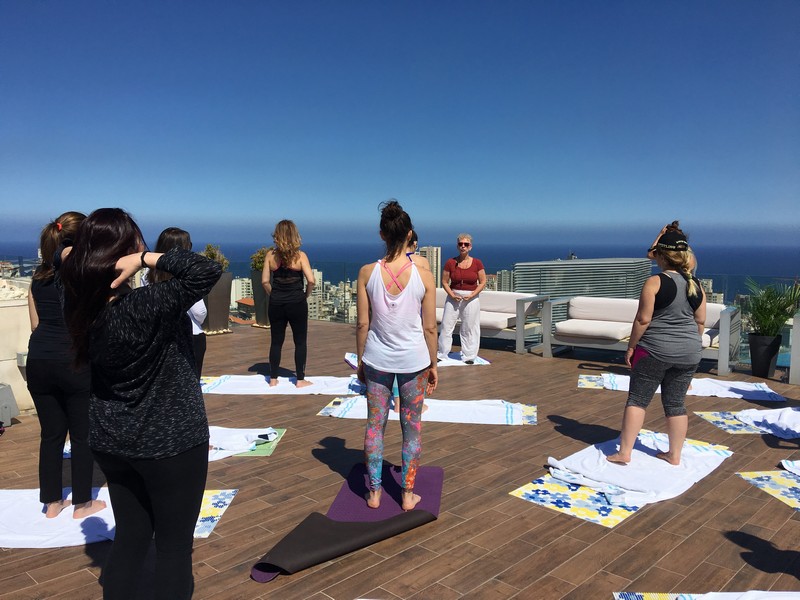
{"left": 356, "top": 200, "right": 438, "bottom": 511}
{"left": 607, "top": 221, "right": 705, "bottom": 467}
{"left": 60, "top": 208, "right": 221, "bottom": 600}
{"left": 261, "top": 220, "right": 316, "bottom": 387}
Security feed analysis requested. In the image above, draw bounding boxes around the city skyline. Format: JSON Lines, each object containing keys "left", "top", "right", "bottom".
{"left": 1, "top": 1, "right": 798, "bottom": 247}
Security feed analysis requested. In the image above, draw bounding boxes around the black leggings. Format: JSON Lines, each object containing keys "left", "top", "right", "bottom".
{"left": 268, "top": 300, "right": 308, "bottom": 380}
{"left": 93, "top": 443, "right": 208, "bottom": 600}
{"left": 192, "top": 333, "right": 206, "bottom": 380}
{"left": 26, "top": 358, "right": 94, "bottom": 505}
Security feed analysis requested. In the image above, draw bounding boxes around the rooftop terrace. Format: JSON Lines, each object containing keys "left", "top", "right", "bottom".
{"left": 1, "top": 322, "right": 799, "bottom": 599}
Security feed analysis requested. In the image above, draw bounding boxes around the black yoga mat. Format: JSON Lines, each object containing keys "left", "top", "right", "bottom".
{"left": 251, "top": 463, "right": 444, "bottom": 583}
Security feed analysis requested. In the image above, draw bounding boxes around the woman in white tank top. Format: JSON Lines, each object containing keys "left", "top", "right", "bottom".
{"left": 356, "top": 200, "right": 438, "bottom": 511}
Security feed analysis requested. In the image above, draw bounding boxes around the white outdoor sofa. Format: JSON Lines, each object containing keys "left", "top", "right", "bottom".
{"left": 541, "top": 295, "right": 741, "bottom": 375}
{"left": 435, "top": 289, "right": 548, "bottom": 354}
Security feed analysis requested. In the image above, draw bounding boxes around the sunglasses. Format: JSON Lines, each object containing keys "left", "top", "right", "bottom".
{"left": 457, "top": 242, "right": 471, "bottom": 247}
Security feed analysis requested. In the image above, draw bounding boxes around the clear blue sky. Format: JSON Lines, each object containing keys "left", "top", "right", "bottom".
{"left": 1, "top": 1, "right": 798, "bottom": 247}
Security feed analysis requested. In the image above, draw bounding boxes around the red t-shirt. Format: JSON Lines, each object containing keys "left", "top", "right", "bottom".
{"left": 444, "top": 257, "right": 484, "bottom": 291}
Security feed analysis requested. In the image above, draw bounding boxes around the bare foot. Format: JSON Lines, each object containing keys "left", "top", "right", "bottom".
{"left": 365, "top": 489, "right": 381, "bottom": 509}
{"left": 73, "top": 499, "right": 107, "bottom": 519}
{"left": 606, "top": 453, "right": 630, "bottom": 465}
{"left": 656, "top": 452, "right": 681, "bottom": 466}
{"left": 401, "top": 491, "right": 421, "bottom": 511}
{"left": 45, "top": 499, "right": 71, "bottom": 518}
{"left": 295, "top": 379, "right": 313, "bottom": 389}
{"left": 269, "top": 378, "right": 279, "bottom": 387}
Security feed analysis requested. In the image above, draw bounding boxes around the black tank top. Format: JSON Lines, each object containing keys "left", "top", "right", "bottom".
{"left": 270, "top": 263, "right": 305, "bottom": 305}
{"left": 28, "top": 275, "right": 75, "bottom": 360}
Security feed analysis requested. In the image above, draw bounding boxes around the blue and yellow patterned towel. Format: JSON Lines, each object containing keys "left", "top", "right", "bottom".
{"left": 577, "top": 374, "right": 604, "bottom": 389}
{"left": 194, "top": 489, "right": 238, "bottom": 538}
{"left": 510, "top": 474, "right": 640, "bottom": 528}
{"left": 614, "top": 594, "right": 702, "bottom": 600}
{"left": 737, "top": 471, "right": 800, "bottom": 511}
{"left": 694, "top": 411, "right": 763, "bottom": 434}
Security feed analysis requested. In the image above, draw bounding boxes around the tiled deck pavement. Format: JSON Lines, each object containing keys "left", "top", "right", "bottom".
{"left": 1, "top": 321, "right": 799, "bottom": 599}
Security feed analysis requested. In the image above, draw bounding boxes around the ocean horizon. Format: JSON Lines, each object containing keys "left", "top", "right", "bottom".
{"left": 2, "top": 241, "right": 797, "bottom": 302}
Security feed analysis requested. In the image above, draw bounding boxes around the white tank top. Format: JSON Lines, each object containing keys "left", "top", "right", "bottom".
{"left": 361, "top": 261, "right": 431, "bottom": 373}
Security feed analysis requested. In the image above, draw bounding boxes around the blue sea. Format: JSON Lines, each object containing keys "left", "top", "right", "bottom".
{"left": 2, "top": 241, "right": 797, "bottom": 302}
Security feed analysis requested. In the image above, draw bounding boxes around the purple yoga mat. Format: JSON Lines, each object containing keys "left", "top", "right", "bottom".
{"left": 251, "top": 462, "right": 443, "bottom": 583}
{"left": 327, "top": 462, "right": 443, "bottom": 522}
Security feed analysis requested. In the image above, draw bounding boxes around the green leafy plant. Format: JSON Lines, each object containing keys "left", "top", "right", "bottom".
{"left": 200, "top": 244, "right": 230, "bottom": 272}
{"left": 745, "top": 278, "right": 800, "bottom": 337}
{"left": 250, "top": 247, "right": 269, "bottom": 271}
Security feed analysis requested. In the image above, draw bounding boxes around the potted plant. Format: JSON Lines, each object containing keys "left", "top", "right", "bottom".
{"left": 200, "top": 244, "right": 233, "bottom": 334}
{"left": 745, "top": 278, "right": 800, "bottom": 378}
{"left": 250, "top": 247, "right": 270, "bottom": 328}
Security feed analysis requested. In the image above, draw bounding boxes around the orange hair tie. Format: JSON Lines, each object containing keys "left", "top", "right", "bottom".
{"left": 56, "top": 222, "right": 62, "bottom": 231}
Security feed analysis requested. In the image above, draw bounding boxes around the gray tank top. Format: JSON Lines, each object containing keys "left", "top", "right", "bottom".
{"left": 638, "top": 271, "right": 702, "bottom": 364}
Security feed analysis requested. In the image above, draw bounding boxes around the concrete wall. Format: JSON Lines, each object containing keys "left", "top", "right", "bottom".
{"left": 0, "top": 296, "right": 33, "bottom": 413}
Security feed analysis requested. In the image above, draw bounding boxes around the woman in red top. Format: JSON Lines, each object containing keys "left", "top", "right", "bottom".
{"left": 438, "top": 233, "right": 486, "bottom": 363}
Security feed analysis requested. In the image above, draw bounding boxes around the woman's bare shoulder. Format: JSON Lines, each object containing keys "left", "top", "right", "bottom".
{"left": 358, "top": 261, "right": 377, "bottom": 277}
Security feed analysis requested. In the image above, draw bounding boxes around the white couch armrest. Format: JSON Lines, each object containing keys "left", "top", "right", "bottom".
{"left": 542, "top": 297, "right": 574, "bottom": 358}
{"left": 515, "top": 295, "right": 548, "bottom": 354}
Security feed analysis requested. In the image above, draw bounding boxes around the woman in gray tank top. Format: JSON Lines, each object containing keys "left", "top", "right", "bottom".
{"left": 607, "top": 222, "right": 706, "bottom": 467}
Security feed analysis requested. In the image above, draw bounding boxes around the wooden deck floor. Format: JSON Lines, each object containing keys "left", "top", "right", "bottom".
{"left": 1, "top": 321, "right": 799, "bottom": 599}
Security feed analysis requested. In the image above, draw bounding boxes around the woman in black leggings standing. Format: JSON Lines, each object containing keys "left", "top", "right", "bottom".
{"left": 27, "top": 211, "right": 106, "bottom": 519}
{"left": 261, "top": 219, "right": 315, "bottom": 388}
{"left": 60, "top": 208, "right": 221, "bottom": 600}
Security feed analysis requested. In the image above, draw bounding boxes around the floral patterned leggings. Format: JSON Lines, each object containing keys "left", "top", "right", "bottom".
{"left": 363, "top": 364, "right": 427, "bottom": 492}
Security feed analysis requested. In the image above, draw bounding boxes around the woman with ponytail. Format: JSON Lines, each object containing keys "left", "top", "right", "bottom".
{"left": 356, "top": 200, "right": 438, "bottom": 511}
{"left": 27, "top": 211, "right": 107, "bottom": 519}
{"left": 607, "top": 221, "right": 705, "bottom": 467}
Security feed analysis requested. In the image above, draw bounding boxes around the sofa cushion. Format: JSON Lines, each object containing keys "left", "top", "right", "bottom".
{"left": 436, "top": 287, "right": 447, "bottom": 309}
{"left": 480, "top": 291, "right": 535, "bottom": 314}
{"left": 480, "top": 311, "right": 515, "bottom": 330}
{"left": 702, "top": 328, "right": 719, "bottom": 349}
{"left": 704, "top": 303, "right": 725, "bottom": 329}
{"left": 555, "top": 319, "right": 632, "bottom": 341}
{"left": 567, "top": 297, "right": 639, "bottom": 323}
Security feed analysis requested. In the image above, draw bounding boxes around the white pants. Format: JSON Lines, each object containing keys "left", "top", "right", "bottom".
{"left": 438, "top": 290, "right": 481, "bottom": 361}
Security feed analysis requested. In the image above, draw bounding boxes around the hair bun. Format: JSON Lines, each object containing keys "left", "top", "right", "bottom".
{"left": 380, "top": 199, "right": 403, "bottom": 219}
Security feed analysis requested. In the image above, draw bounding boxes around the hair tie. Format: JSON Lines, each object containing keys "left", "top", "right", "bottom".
{"left": 56, "top": 222, "right": 62, "bottom": 231}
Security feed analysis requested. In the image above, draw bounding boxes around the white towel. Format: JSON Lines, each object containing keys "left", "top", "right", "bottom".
{"left": 0, "top": 488, "right": 115, "bottom": 548}
{"left": 344, "top": 352, "right": 489, "bottom": 369}
{"left": 325, "top": 395, "right": 526, "bottom": 425}
{"left": 701, "top": 593, "right": 800, "bottom": 599}
{"left": 207, "top": 426, "right": 278, "bottom": 461}
{"left": 436, "top": 352, "right": 491, "bottom": 367}
{"left": 202, "top": 374, "right": 364, "bottom": 396}
{"left": 548, "top": 431, "right": 732, "bottom": 507}
{"left": 781, "top": 460, "right": 800, "bottom": 477}
{"left": 601, "top": 373, "right": 785, "bottom": 402}
{"left": 735, "top": 408, "right": 800, "bottom": 439}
